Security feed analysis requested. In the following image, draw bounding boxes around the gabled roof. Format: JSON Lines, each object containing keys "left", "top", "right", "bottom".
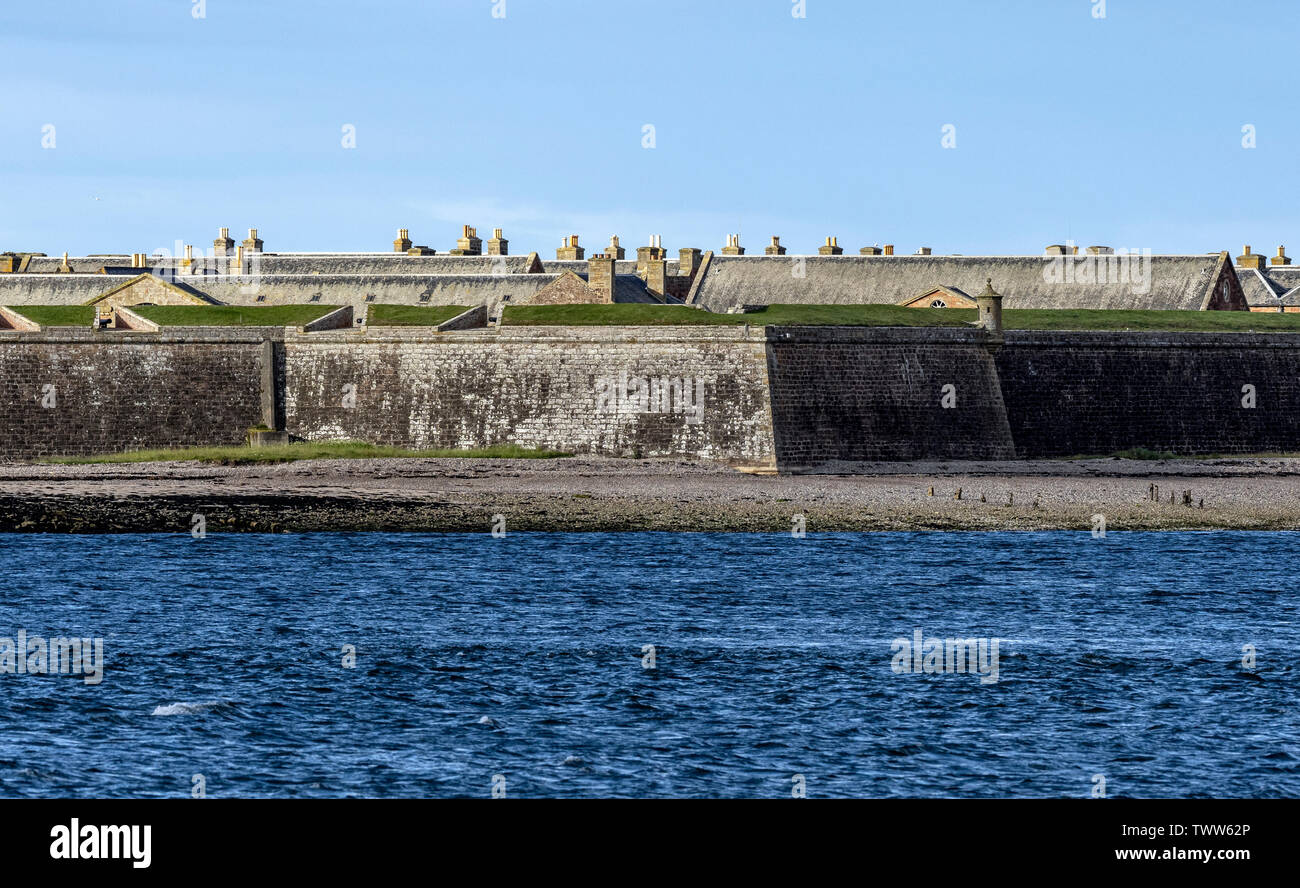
{"left": 690, "top": 253, "right": 1233, "bottom": 311}
{"left": 898, "top": 285, "right": 976, "bottom": 308}
{"left": 1240, "top": 266, "right": 1300, "bottom": 306}
{"left": 83, "top": 273, "right": 215, "bottom": 305}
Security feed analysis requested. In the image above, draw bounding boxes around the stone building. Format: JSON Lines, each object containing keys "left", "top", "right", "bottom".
{"left": 0, "top": 229, "right": 1251, "bottom": 314}
{"left": 1234, "top": 245, "right": 1300, "bottom": 312}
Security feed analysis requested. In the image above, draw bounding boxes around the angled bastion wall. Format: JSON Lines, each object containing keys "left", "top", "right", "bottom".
{"left": 281, "top": 326, "right": 778, "bottom": 467}
{"left": 0, "top": 329, "right": 274, "bottom": 459}
{"left": 5, "top": 325, "right": 1300, "bottom": 467}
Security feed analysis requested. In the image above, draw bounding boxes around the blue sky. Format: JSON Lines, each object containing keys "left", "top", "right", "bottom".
{"left": 0, "top": 0, "right": 1294, "bottom": 257}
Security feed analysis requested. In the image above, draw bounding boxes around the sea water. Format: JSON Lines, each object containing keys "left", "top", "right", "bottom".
{"left": 0, "top": 531, "right": 1296, "bottom": 798}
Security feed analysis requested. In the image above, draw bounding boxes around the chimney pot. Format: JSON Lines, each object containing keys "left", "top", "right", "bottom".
{"left": 451, "top": 224, "right": 483, "bottom": 256}
{"left": 1238, "top": 245, "right": 1266, "bottom": 270}
{"left": 556, "top": 235, "right": 584, "bottom": 260}
{"left": 721, "top": 234, "right": 745, "bottom": 256}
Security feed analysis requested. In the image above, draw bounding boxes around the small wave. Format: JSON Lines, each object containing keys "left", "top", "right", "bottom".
{"left": 151, "top": 701, "right": 228, "bottom": 716}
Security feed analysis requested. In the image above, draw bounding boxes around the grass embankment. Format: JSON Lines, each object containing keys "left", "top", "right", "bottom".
{"left": 366, "top": 304, "right": 471, "bottom": 326}
{"left": 1002, "top": 309, "right": 1300, "bottom": 332}
{"left": 501, "top": 303, "right": 971, "bottom": 327}
{"left": 502, "top": 303, "right": 1300, "bottom": 332}
{"left": 4, "top": 305, "right": 95, "bottom": 326}
{"left": 129, "top": 305, "right": 340, "bottom": 326}
{"left": 41, "top": 441, "right": 570, "bottom": 465}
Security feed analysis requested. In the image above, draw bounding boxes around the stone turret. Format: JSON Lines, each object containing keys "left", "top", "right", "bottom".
{"left": 393, "top": 228, "right": 412, "bottom": 253}
{"left": 487, "top": 228, "right": 509, "bottom": 256}
{"left": 976, "top": 278, "right": 1003, "bottom": 337}
{"left": 765, "top": 236, "right": 787, "bottom": 256}
{"left": 213, "top": 227, "right": 235, "bottom": 257}
{"left": 556, "top": 235, "right": 584, "bottom": 260}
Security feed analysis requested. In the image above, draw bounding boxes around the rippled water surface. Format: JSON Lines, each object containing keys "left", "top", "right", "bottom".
{"left": 0, "top": 531, "right": 1296, "bottom": 798}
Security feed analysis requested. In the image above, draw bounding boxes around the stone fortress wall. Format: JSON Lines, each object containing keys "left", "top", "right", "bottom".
{"left": 3, "top": 324, "right": 1300, "bottom": 470}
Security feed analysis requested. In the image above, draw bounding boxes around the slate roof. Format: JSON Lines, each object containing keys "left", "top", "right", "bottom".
{"left": 248, "top": 253, "right": 536, "bottom": 276}
{"left": 1240, "top": 266, "right": 1300, "bottom": 307}
{"left": 688, "top": 254, "right": 1233, "bottom": 312}
{"left": 0, "top": 270, "right": 666, "bottom": 308}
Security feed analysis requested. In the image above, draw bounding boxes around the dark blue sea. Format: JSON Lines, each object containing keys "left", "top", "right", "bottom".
{"left": 0, "top": 531, "right": 1296, "bottom": 798}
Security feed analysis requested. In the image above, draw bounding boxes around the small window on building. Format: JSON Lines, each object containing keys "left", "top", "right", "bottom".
{"left": 929, "top": 298, "right": 947, "bottom": 308}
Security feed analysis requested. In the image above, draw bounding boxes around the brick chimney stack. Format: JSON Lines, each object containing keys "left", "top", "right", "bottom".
{"left": 1237, "top": 245, "right": 1265, "bottom": 270}
{"left": 587, "top": 253, "right": 616, "bottom": 302}
{"left": 645, "top": 254, "right": 668, "bottom": 298}
{"left": 721, "top": 234, "right": 745, "bottom": 256}
{"left": 860, "top": 246, "right": 882, "bottom": 255}
{"left": 557, "top": 235, "right": 585, "bottom": 260}
{"left": 242, "top": 228, "right": 263, "bottom": 253}
{"left": 213, "top": 227, "right": 234, "bottom": 258}
{"left": 765, "top": 236, "right": 787, "bottom": 256}
{"left": 393, "top": 229, "right": 412, "bottom": 253}
{"left": 1272, "top": 245, "right": 1291, "bottom": 267}
{"left": 606, "top": 235, "right": 626, "bottom": 260}
{"left": 636, "top": 235, "right": 666, "bottom": 275}
{"left": 486, "top": 228, "right": 508, "bottom": 256}
{"left": 882, "top": 244, "right": 895, "bottom": 256}
{"left": 450, "top": 225, "right": 482, "bottom": 256}
{"left": 819, "top": 237, "right": 843, "bottom": 256}
{"left": 678, "top": 247, "right": 703, "bottom": 279}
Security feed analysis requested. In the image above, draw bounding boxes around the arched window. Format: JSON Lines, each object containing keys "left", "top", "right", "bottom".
{"left": 929, "top": 298, "right": 947, "bottom": 308}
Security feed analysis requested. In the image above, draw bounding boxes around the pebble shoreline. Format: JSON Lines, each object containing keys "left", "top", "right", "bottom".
{"left": 2, "top": 456, "right": 1300, "bottom": 533}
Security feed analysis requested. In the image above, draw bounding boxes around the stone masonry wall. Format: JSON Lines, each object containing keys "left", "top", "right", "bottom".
{"left": 283, "top": 327, "right": 777, "bottom": 466}
{"left": 9, "top": 326, "right": 1300, "bottom": 467}
{"left": 765, "top": 327, "right": 1016, "bottom": 467}
{"left": 0, "top": 330, "right": 269, "bottom": 458}
{"left": 996, "top": 331, "right": 1300, "bottom": 457}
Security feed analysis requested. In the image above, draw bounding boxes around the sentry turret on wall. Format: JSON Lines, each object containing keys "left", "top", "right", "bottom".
{"left": 976, "top": 278, "right": 1003, "bottom": 339}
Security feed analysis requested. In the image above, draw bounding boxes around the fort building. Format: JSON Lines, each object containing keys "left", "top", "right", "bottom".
{"left": 0, "top": 227, "right": 1253, "bottom": 316}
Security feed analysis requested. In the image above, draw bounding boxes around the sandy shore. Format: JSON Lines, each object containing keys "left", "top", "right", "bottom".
{"left": 2, "top": 456, "right": 1300, "bottom": 532}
